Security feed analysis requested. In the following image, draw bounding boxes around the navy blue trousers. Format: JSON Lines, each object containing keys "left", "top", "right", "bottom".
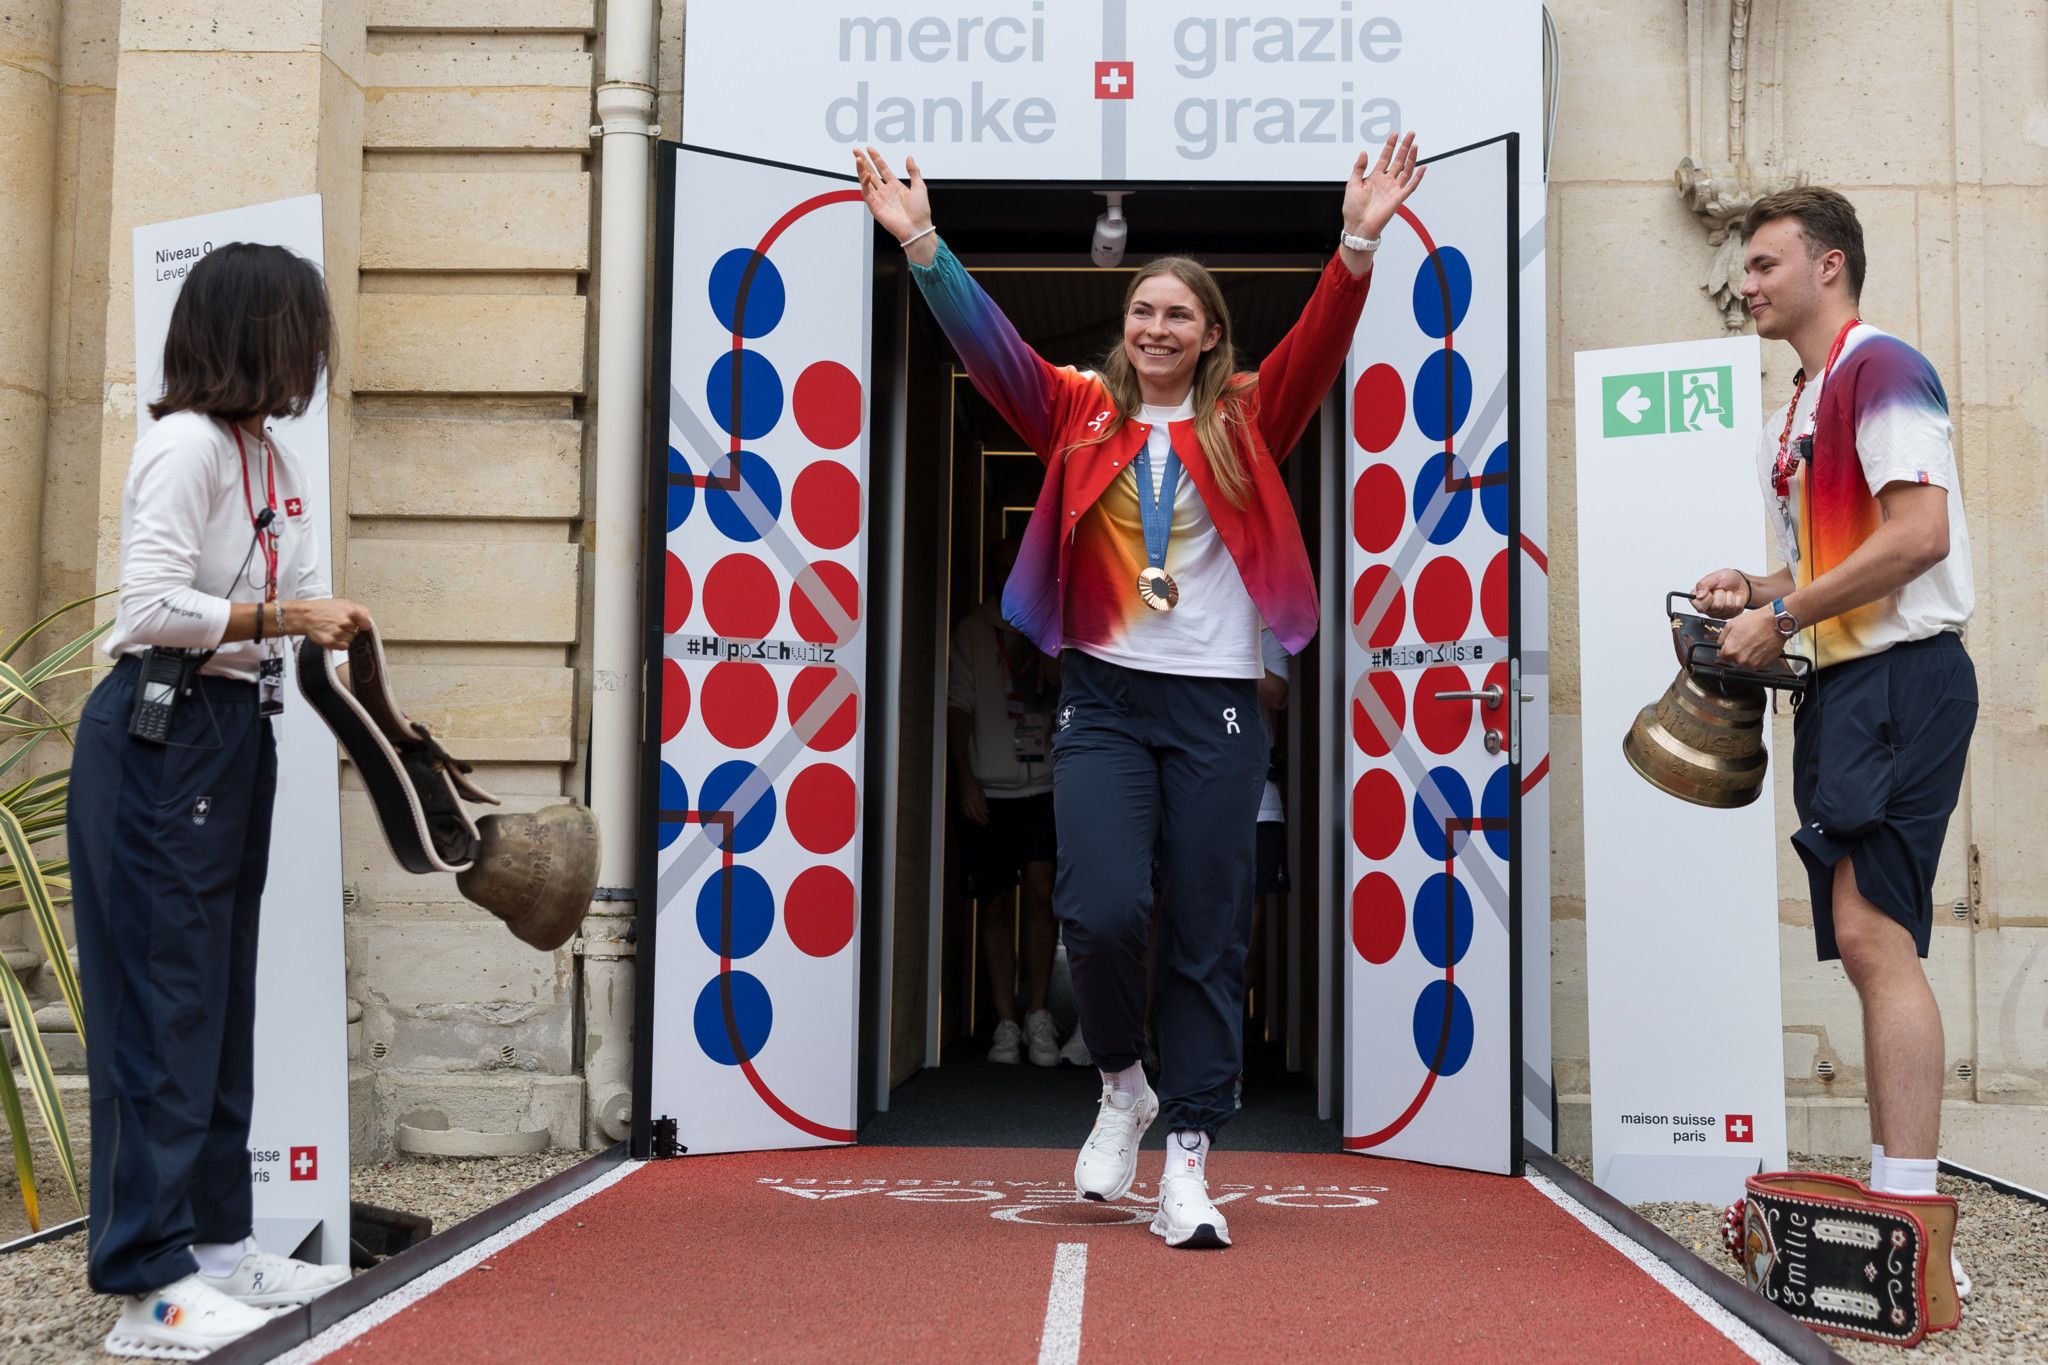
{"left": 68, "top": 656, "right": 274, "bottom": 1295}
{"left": 1051, "top": 651, "right": 1266, "bottom": 1136}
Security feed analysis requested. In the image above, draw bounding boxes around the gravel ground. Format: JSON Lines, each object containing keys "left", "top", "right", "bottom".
{"left": 1561, "top": 1152, "right": 2048, "bottom": 1362}
{"left": 0, "top": 1149, "right": 589, "bottom": 1365}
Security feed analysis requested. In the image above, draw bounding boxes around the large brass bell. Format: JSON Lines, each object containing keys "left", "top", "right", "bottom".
{"left": 1623, "top": 592, "right": 1810, "bottom": 809}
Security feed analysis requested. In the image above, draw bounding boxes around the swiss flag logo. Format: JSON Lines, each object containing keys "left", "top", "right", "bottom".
{"left": 285, "top": 497, "right": 305, "bottom": 517}
{"left": 290, "top": 1146, "right": 319, "bottom": 1180}
{"left": 1094, "top": 62, "right": 1134, "bottom": 100}
{"left": 1725, "top": 1114, "right": 1754, "bottom": 1143}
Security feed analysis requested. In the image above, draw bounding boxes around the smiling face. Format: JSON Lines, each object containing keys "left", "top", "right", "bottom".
{"left": 1122, "top": 273, "right": 1222, "bottom": 405}
{"left": 1740, "top": 217, "right": 1834, "bottom": 340}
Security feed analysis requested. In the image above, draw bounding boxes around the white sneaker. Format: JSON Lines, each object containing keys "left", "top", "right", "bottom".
{"left": 1074, "top": 1080, "right": 1158, "bottom": 1201}
{"left": 1058, "top": 1030, "right": 1092, "bottom": 1067}
{"left": 105, "top": 1273, "right": 274, "bottom": 1359}
{"left": 1151, "top": 1169, "right": 1232, "bottom": 1249}
{"left": 199, "top": 1246, "right": 350, "bottom": 1308}
{"left": 1024, "top": 1010, "right": 1060, "bottom": 1067}
{"left": 1953, "top": 1250, "right": 1972, "bottom": 1300}
{"left": 989, "top": 1019, "right": 1023, "bottom": 1064}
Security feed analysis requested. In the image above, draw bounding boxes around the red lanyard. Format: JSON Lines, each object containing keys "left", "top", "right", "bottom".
{"left": 232, "top": 424, "right": 280, "bottom": 601}
{"left": 1771, "top": 317, "right": 1858, "bottom": 498}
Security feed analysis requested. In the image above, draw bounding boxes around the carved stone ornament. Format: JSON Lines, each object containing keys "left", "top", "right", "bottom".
{"left": 1675, "top": 0, "right": 1806, "bottom": 330}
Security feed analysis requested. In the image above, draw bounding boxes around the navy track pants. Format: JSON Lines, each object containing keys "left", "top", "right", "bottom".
{"left": 1051, "top": 651, "right": 1266, "bottom": 1137}
{"left": 67, "top": 655, "right": 274, "bottom": 1295}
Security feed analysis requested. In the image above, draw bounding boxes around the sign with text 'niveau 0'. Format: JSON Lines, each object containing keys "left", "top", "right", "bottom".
{"left": 133, "top": 196, "right": 350, "bottom": 1263}
{"left": 1574, "top": 335, "right": 1787, "bottom": 1205}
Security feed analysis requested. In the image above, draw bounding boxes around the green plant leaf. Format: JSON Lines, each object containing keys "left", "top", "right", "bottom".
{"left": 0, "top": 1048, "right": 41, "bottom": 1232}
{"left": 0, "top": 661, "right": 61, "bottom": 729}
{"left": 19, "top": 619, "right": 112, "bottom": 693}
{"left": 0, "top": 807, "right": 84, "bottom": 1051}
{"left": 0, "top": 591, "right": 111, "bottom": 667}
{"left": 0, "top": 964, "right": 78, "bottom": 1212}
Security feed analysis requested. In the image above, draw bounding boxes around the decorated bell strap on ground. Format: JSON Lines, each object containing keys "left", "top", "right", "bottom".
{"left": 1721, "top": 1171, "right": 1962, "bottom": 1347}
{"left": 297, "top": 624, "right": 599, "bottom": 951}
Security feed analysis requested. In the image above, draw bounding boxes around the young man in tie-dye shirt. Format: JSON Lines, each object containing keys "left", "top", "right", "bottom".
{"left": 1692, "top": 186, "right": 1977, "bottom": 1295}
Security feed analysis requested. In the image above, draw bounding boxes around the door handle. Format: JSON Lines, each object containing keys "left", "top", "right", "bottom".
{"left": 1431, "top": 685, "right": 1504, "bottom": 709}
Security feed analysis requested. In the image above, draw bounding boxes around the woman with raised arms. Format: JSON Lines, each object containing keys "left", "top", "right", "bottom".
{"left": 856, "top": 135, "right": 1423, "bottom": 1249}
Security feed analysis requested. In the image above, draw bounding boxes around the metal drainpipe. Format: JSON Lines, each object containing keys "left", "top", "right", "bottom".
{"left": 579, "top": 0, "right": 658, "bottom": 1146}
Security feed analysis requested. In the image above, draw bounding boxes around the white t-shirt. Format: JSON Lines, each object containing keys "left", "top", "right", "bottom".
{"left": 1753, "top": 324, "right": 1973, "bottom": 668}
{"left": 1069, "top": 399, "right": 1265, "bottom": 679}
{"left": 1256, "top": 627, "right": 1291, "bottom": 824}
{"left": 946, "top": 598, "right": 1056, "bottom": 797}
{"left": 105, "top": 411, "right": 330, "bottom": 683}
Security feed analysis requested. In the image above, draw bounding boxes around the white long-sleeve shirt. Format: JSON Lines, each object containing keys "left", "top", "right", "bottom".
{"left": 104, "top": 410, "right": 330, "bottom": 682}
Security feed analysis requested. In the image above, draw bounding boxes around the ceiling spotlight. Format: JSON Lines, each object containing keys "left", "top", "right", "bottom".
{"left": 1092, "top": 190, "right": 1131, "bottom": 267}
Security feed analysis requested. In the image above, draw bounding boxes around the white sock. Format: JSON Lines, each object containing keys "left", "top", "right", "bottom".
{"left": 1870, "top": 1143, "right": 1888, "bottom": 1190}
{"left": 1164, "top": 1129, "right": 1210, "bottom": 1181}
{"left": 1102, "top": 1061, "right": 1146, "bottom": 1100}
{"left": 191, "top": 1238, "right": 249, "bottom": 1277}
{"left": 1878, "top": 1156, "right": 1938, "bottom": 1197}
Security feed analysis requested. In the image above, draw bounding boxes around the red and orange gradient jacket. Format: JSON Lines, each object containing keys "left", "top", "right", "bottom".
{"left": 909, "top": 239, "right": 1372, "bottom": 657}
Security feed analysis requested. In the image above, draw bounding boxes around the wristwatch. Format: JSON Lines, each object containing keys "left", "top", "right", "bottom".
{"left": 1770, "top": 597, "right": 1799, "bottom": 637}
{"left": 1340, "top": 228, "right": 1381, "bottom": 253}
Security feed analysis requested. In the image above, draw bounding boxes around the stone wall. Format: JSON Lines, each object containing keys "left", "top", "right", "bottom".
{"left": 6, "top": 0, "right": 2043, "bottom": 1180}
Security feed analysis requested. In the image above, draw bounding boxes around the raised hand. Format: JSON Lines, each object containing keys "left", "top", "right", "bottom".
{"left": 854, "top": 147, "right": 933, "bottom": 254}
{"left": 1345, "top": 132, "right": 1425, "bottom": 242}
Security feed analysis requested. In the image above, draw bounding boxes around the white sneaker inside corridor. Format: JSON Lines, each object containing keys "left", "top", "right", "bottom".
{"left": 104, "top": 1273, "right": 275, "bottom": 1359}
{"left": 1023, "top": 1010, "right": 1060, "bottom": 1068}
{"left": 198, "top": 1246, "right": 349, "bottom": 1308}
{"left": 1073, "top": 1080, "right": 1158, "bottom": 1201}
{"left": 1151, "top": 1169, "right": 1233, "bottom": 1249}
{"left": 988, "top": 1019, "right": 1024, "bottom": 1064}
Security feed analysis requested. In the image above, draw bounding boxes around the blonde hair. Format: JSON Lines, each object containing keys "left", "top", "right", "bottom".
{"left": 1066, "top": 256, "right": 1257, "bottom": 506}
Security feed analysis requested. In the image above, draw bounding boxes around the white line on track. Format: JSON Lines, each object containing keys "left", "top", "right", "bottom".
{"left": 274, "top": 1160, "right": 645, "bottom": 1364}
{"left": 1035, "top": 1242, "right": 1088, "bottom": 1365}
{"left": 1525, "top": 1173, "right": 1793, "bottom": 1364}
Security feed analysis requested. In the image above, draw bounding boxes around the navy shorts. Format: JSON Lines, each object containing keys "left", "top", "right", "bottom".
{"left": 960, "top": 793, "right": 1056, "bottom": 898}
{"left": 1790, "top": 632, "right": 1975, "bottom": 960}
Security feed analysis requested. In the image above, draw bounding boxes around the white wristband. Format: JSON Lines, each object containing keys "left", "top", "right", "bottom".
{"left": 1340, "top": 228, "right": 1380, "bottom": 253}
{"left": 899, "top": 225, "right": 937, "bottom": 250}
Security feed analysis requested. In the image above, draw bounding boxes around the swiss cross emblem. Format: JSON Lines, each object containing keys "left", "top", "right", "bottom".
{"left": 1725, "top": 1114, "right": 1753, "bottom": 1143}
{"left": 290, "top": 1146, "right": 318, "bottom": 1180}
{"left": 285, "top": 497, "right": 305, "bottom": 517}
{"left": 1094, "top": 62, "right": 1134, "bottom": 100}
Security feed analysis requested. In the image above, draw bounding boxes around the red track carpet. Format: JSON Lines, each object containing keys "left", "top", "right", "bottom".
{"left": 316, "top": 1147, "right": 1765, "bottom": 1363}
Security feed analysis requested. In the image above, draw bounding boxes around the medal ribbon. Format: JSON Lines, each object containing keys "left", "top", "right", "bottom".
{"left": 1770, "top": 316, "right": 1859, "bottom": 498}
{"left": 1130, "top": 424, "right": 1182, "bottom": 573}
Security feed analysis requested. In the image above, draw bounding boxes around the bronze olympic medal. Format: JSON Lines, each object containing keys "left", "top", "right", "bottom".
{"left": 1137, "top": 566, "right": 1179, "bottom": 611}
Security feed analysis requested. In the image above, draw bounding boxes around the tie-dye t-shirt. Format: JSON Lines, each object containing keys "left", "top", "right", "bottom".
{"left": 1066, "top": 400, "right": 1266, "bottom": 679}
{"left": 1755, "top": 324, "right": 1974, "bottom": 668}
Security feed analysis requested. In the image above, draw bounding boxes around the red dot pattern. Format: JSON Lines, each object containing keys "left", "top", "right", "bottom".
{"left": 785, "top": 865, "right": 857, "bottom": 957}
{"left": 1353, "top": 463, "right": 1405, "bottom": 554}
{"left": 1352, "top": 364, "right": 1406, "bottom": 454}
{"left": 1351, "top": 565, "right": 1406, "bottom": 649}
{"left": 791, "top": 562, "right": 860, "bottom": 646}
{"left": 1412, "top": 664, "right": 1474, "bottom": 755}
{"left": 787, "top": 764, "right": 857, "bottom": 854}
{"left": 1412, "top": 556, "right": 1474, "bottom": 644}
{"left": 703, "top": 553, "right": 781, "bottom": 640}
{"left": 664, "top": 553, "right": 692, "bottom": 634}
{"left": 1351, "top": 670, "right": 1405, "bottom": 757}
{"left": 1351, "top": 769, "right": 1404, "bottom": 861}
{"left": 792, "top": 461, "right": 862, "bottom": 550}
{"left": 661, "top": 659, "right": 690, "bottom": 742}
{"left": 1481, "top": 548, "right": 1510, "bottom": 638}
{"left": 792, "top": 361, "right": 863, "bottom": 451}
{"left": 1482, "top": 661, "right": 1511, "bottom": 749}
{"left": 700, "top": 662, "right": 778, "bottom": 750}
{"left": 789, "top": 666, "right": 858, "bottom": 751}
{"left": 1352, "top": 872, "right": 1406, "bottom": 964}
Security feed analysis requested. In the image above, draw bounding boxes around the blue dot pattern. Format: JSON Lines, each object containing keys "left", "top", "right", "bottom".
{"left": 1411, "top": 449, "right": 1472, "bottom": 545}
{"left": 706, "top": 350, "right": 784, "bottom": 441}
{"left": 704, "top": 450, "right": 782, "bottom": 542}
{"left": 1412, "top": 872, "right": 1474, "bottom": 969}
{"left": 1412, "top": 349, "right": 1472, "bottom": 444}
{"left": 708, "top": 247, "right": 785, "bottom": 338}
{"left": 696, "top": 865, "right": 775, "bottom": 960}
{"left": 1410, "top": 247, "right": 1473, "bottom": 339}
{"left": 693, "top": 971, "right": 773, "bottom": 1066}
{"left": 1411, "top": 980, "right": 1474, "bottom": 1076}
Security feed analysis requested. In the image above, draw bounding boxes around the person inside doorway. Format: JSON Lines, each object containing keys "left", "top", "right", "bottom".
{"left": 858, "top": 134, "right": 1424, "bottom": 1249}
{"left": 947, "top": 536, "right": 1085, "bottom": 1068}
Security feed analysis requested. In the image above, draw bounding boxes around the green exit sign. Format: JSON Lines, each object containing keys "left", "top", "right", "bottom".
{"left": 1601, "top": 366, "right": 1734, "bottom": 438}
